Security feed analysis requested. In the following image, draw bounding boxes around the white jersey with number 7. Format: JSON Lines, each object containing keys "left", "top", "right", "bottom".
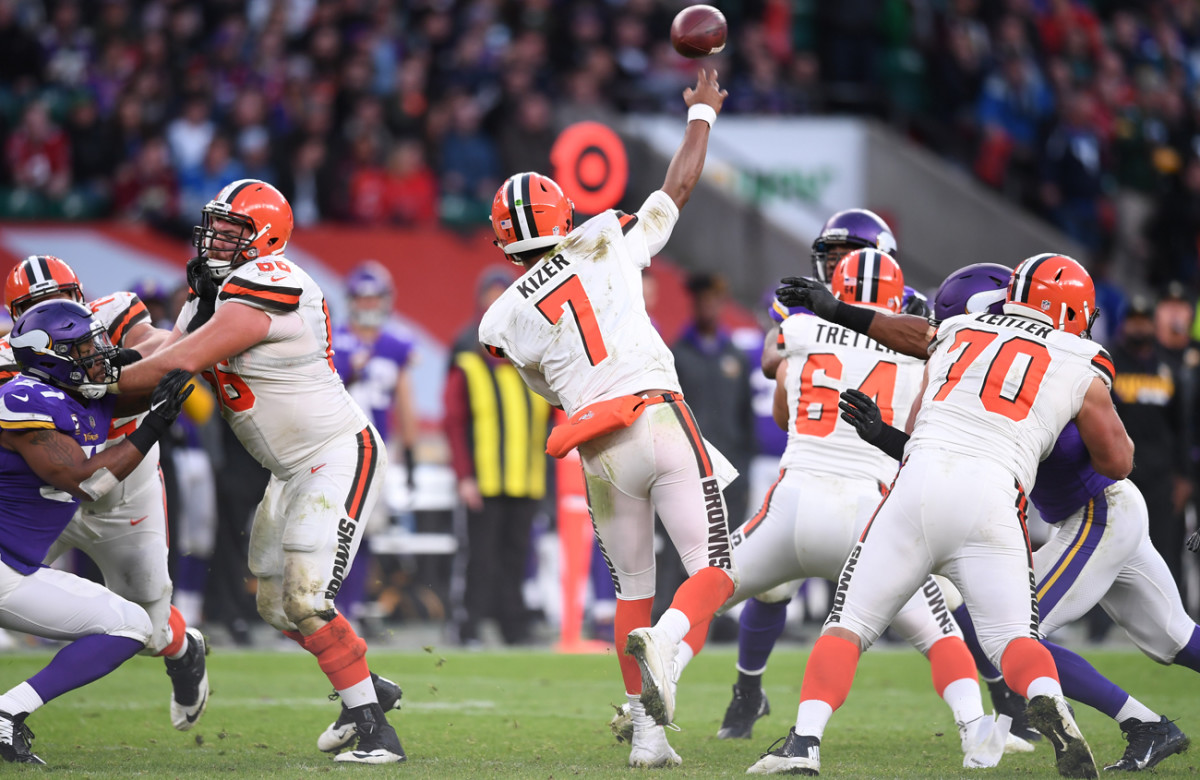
{"left": 478, "top": 190, "right": 682, "bottom": 416}
{"left": 908, "top": 311, "right": 1115, "bottom": 489}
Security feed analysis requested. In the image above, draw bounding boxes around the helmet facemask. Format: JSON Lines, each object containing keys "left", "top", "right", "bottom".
{"left": 192, "top": 203, "right": 260, "bottom": 280}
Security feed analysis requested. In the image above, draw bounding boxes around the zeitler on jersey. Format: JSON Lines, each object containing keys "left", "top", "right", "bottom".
{"left": 0, "top": 299, "right": 191, "bottom": 765}
{"left": 1, "top": 256, "right": 209, "bottom": 732}
{"left": 749, "top": 254, "right": 1132, "bottom": 779}
{"left": 841, "top": 262, "right": 1196, "bottom": 771}
{"left": 479, "top": 69, "right": 738, "bottom": 769}
{"left": 91, "top": 179, "right": 406, "bottom": 764}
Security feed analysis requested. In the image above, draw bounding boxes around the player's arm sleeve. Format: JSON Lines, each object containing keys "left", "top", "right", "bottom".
{"left": 102, "top": 293, "right": 152, "bottom": 345}
{"left": 628, "top": 190, "right": 681, "bottom": 263}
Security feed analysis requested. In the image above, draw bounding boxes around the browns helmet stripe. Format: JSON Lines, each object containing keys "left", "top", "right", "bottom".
{"left": 217, "top": 179, "right": 257, "bottom": 206}
{"left": 504, "top": 177, "right": 525, "bottom": 241}
{"left": 35, "top": 256, "right": 51, "bottom": 286}
{"left": 859, "top": 250, "right": 879, "bottom": 304}
{"left": 1012, "top": 253, "right": 1055, "bottom": 304}
{"left": 518, "top": 173, "right": 539, "bottom": 238}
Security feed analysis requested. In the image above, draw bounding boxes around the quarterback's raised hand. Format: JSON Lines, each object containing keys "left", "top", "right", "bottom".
{"left": 777, "top": 276, "right": 838, "bottom": 319}
{"left": 684, "top": 68, "right": 727, "bottom": 115}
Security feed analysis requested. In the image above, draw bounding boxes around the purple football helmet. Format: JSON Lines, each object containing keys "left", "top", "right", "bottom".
{"left": 346, "top": 260, "right": 394, "bottom": 328}
{"left": 933, "top": 263, "right": 1013, "bottom": 321}
{"left": 9, "top": 299, "right": 119, "bottom": 389}
{"left": 811, "top": 209, "right": 898, "bottom": 284}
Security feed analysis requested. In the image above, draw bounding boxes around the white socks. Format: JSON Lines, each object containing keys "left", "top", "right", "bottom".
{"left": 655, "top": 609, "right": 690, "bottom": 646}
{"left": 794, "top": 700, "right": 833, "bottom": 739}
{"left": 0, "top": 682, "right": 43, "bottom": 717}
{"left": 674, "top": 640, "right": 694, "bottom": 681}
{"left": 1025, "top": 676, "right": 1062, "bottom": 700}
{"left": 337, "top": 676, "right": 380, "bottom": 709}
{"left": 943, "top": 678, "right": 986, "bottom": 725}
{"left": 1115, "top": 696, "right": 1160, "bottom": 724}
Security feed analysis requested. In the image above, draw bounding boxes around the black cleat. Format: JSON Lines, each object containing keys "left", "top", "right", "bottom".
{"left": 0, "top": 711, "right": 45, "bottom": 765}
{"left": 333, "top": 702, "right": 406, "bottom": 764}
{"left": 1104, "top": 716, "right": 1189, "bottom": 771}
{"left": 718, "top": 683, "right": 771, "bottom": 739}
{"left": 165, "top": 627, "right": 210, "bottom": 731}
{"left": 747, "top": 727, "right": 820, "bottom": 775}
{"left": 989, "top": 679, "right": 1042, "bottom": 743}
{"left": 318, "top": 673, "right": 403, "bottom": 752}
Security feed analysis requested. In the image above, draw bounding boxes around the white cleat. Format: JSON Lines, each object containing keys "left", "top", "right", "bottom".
{"left": 747, "top": 727, "right": 820, "bottom": 775}
{"left": 625, "top": 627, "right": 677, "bottom": 727}
{"left": 960, "top": 714, "right": 1009, "bottom": 769}
{"left": 1005, "top": 732, "right": 1035, "bottom": 753}
{"left": 1026, "top": 694, "right": 1097, "bottom": 779}
{"left": 610, "top": 702, "right": 634, "bottom": 744}
{"left": 629, "top": 723, "right": 681, "bottom": 768}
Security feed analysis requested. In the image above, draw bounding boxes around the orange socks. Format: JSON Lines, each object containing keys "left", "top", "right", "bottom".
{"left": 928, "top": 637, "right": 978, "bottom": 697}
{"left": 1001, "top": 637, "right": 1059, "bottom": 698}
{"left": 683, "top": 618, "right": 711, "bottom": 657}
{"left": 304, "top": 614, "right": 370, "bottom": 691}
{"left": 615, "top": 597, "right": 653, "bottom": 694}
{"left": 157, "top": 606, "right": 188, "bottom": 658}
{"left": 668, "top": 567, "right": 734, "bottom": 627}
{"left": 799, "top": 634, "right": 861, "bottom": 711}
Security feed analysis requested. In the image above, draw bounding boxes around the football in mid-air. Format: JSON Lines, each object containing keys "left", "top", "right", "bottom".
{"left": 670, "top": 5, "right": 727, "bottom": 59}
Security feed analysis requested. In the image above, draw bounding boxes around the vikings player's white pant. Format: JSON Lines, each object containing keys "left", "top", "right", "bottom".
{"left": 727, "top": 469, "right": 961, "bottom": 654}
{"left": 0, "top": 562, "right": 150, "bottom": 644}
{"left": 1035, "top": 479, "right": 1195, "bottom": 664}
{"left": 249, "top": 425, "right": 386, "bottom": 631}
{"left": 578, "top": 399, "right": 738, "bottom": 600}
{"left": 827, "top": 451, "right": 1038, "bottom": 668}
{"left": 45, "top": 447, "right": 172, "bottom": 654}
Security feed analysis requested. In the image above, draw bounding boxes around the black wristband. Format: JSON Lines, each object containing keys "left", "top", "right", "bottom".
{"left": 404, "top": 447, "right": 416, "bottom": 483}
{"left": 873, "top": 424, "right": 910, "bottom": 462}
{"left": 832, "top": 300, "right": 877, "bottom": 336}
{"left": 127, "top": 413, "right": 170, "bottom": 455}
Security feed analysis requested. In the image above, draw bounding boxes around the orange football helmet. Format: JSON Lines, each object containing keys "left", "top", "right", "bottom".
{"left": 5, "top": 255, "right": 85, "bottom": 318}
{"left": 192, "top": 179, "right": 294, "bottom": 279}
{"left": 830, "top": 249, "right": 905, "bottom": 313}
{"left": 1005, "top": 253, "right": 1096, "bottom": 336}
{"left": 491, "top": 172, "right": 574, "bottom": 259}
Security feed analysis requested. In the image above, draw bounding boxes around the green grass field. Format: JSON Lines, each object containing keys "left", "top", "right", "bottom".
{"left": 1, "top": 644, "right": 1197, "bottom": 777}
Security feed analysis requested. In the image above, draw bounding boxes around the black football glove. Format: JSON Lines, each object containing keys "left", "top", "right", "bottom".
{"left": 904, "top": 290, "right": 932, "bottom": 318}
{"left": 777, "top": 276, "right": 838, "bottom": 319}
{"left": 839, "top": 388, "right": 884, "bottom": 442}
{"left": 185, "top": 256, "right": 219, "bottom": 333}
{"left": 838, "top": 388, "right": 910, "bottom": 461}
{"left": 1188, "top": 531, "right": 1200, "bottom": 554}
{"left": 110, "top": 348, "right": 143, "bottom": 368}
{"left": 127, "top": 369, "right": 194, "bottom": 454}
{"left": 186, "top": 256, "right": 220, "bottom": 302}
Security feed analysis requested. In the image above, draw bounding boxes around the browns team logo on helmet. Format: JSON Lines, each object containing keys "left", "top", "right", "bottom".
{"left": 5, "top": 255, "right": 85, "bottom": 319}
{"left": 831, "top": 249, "right": 905, "bottom": 313}
{"left": 193, "top": 179, "right": 294, "bottom": 280}
{"left": 491, "top": 172, "right": 574, "bottom": 259}
{"left": 1005, "top": 253, "right": 1096, "bottom": 336}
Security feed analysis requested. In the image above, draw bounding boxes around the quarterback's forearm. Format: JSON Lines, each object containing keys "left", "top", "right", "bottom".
{"left": 662, "top": 120, "right": 710, "bottom": 211}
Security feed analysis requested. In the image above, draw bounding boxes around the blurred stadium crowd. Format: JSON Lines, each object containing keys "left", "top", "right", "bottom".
{"left": 2, "top": 0, "right": 1200, "bottom": 290}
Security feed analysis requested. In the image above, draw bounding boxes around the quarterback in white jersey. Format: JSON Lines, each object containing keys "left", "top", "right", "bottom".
{"left": 103, "top": 179, "right": 405, "bottom": 764}
{"left": 480, "top": 70, "right": 735, "bottom": 768}
{"left": 750, "top": 254, "right": 1133, "bottom": 779}
{"left": 0, "top": 256, "right": 208, "bottom": 732}
{"left": 666, "top": 250, "right": 1015, "bottom": 765}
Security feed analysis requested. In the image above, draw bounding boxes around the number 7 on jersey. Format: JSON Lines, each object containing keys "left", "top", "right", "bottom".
{"left": 535, "top": 275, "right": 609, "bottom": 365}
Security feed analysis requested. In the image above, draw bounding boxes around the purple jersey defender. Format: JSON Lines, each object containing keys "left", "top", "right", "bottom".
{"left": 0, "top": 375, "right": 116, "bottom": 574}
